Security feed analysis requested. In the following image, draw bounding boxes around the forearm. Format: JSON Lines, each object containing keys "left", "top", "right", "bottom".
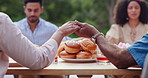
{"left": 0, "top": 14, "right": 57, "bottom": 69}
{"left": 3, "top": 32, "right": 57, "bottom": 69}
{"left": 96, "top": 35, "right": 137, "bottom": 68}
{"left": 50, "top": 30, "right": 64, "bottom": 46}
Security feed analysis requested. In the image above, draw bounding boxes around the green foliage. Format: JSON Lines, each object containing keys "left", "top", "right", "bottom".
{"left": 0, "top": 0, "right": 24, "bottom": 20}
{"left": 0, "top": 0, "right": 118, "bottom": 38}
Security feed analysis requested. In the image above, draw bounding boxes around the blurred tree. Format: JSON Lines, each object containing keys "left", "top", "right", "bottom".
{"left": 0, "top": 0, "right": 24, "bottom": 20}
{"left": 0, "top": 0, "right": 118, "bottom": 37}
{"left": 43, "top": 0, "right": 117, "bottom": 35}
{"left": 105, "top": 0, "right": 116, "bottom": 24}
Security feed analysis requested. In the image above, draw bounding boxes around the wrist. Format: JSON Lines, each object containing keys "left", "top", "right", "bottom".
{"left": 91, "top": 33, "right": 104, "bottom": 43}
{"left": 56, "top": 30, "right": 65, "bottom": 38}
{"left": 51, "top": 31, "right": 64, "bottom": 45}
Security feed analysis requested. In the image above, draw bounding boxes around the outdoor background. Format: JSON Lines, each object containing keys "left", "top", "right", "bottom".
{"left": 1, "top": 0, "right": 147, "bottom": 37}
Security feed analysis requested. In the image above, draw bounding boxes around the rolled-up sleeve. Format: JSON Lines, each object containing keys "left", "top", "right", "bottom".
{"left": 0, "top": 12, "right": 58, "bottom": 70}
{"left": 127, "top": 34, "right": 148, "bottom": 68}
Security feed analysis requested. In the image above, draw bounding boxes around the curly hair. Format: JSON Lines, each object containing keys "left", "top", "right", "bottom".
{"left": 114, "top": 0, "right": 148, "bottom": 26}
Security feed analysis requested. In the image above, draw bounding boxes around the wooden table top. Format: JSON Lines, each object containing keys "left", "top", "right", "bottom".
{"left": 7, "top": 59, "right": 142, "bottom": 75}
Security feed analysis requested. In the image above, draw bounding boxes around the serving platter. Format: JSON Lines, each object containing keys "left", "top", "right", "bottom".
{"left": 61, "top": 58, "right": 96, "bottom": 63}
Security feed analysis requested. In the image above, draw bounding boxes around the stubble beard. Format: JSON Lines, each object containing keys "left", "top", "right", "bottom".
{"left": 28, "top": 16, "right": 39, "bottom": 23}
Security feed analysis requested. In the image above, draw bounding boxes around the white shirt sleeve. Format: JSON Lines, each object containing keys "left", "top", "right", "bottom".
{"left": 0, "top": 12, "right": 58, "bottom": 72}
{"left": 0, "top": 51, "right": 9, "bottom": 78}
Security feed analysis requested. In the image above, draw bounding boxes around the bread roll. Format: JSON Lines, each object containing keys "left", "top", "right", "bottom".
{"left": 76, "top": 51, "right": 92, "bottom": 59}
{"left": 79, "top": 38, "right": 97, "bottom": 51}
{"left": 92, "top": 54, "right": 96, "bottom": 59}
{"left": 59, "top": 51, "right": 76, "bottom": 59}
{"left": 57, "top": 42, "right": 65, "bottom": 56}
{"left": 65, "top": 40, "right": 81, "bottom": 53}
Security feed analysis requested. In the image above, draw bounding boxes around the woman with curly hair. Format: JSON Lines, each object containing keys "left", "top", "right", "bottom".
{"left": 105, "top": 0, "right": 148, "bottom": 78}
{"left": 106, "top": 0, "right": 148, "bottom": 45}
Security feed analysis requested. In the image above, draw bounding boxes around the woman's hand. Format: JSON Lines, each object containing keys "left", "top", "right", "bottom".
{"left": 51, "top": 21, "right": 80, "bottom": 46}
{"left": 57, "top": 21, "right": 80, "bottom": 37}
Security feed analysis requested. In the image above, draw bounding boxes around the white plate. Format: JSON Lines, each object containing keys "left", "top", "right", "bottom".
{"left": 61, "top": 58, "right": 96, "bottom": 62}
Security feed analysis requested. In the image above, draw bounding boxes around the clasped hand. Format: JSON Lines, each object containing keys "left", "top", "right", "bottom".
{"left": 59, "top": 21, "right": 100, "bottom": 38}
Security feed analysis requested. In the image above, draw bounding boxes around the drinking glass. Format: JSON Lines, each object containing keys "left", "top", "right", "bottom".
{"left": 96, "top": 52, "right": 110, "bottom": 64}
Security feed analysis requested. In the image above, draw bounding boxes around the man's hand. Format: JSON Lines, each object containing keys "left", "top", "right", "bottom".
{"left": 74, "top": 22, "right": 100, "bottom": 38}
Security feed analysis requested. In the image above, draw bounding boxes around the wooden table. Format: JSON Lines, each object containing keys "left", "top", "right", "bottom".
{"left": 7, "top": 59, "right": 142, "bottom": 78}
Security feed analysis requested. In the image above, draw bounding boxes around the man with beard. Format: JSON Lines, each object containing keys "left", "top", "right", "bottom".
{"left": 14, "top": 0, "right": 71, "bottom": 46}
{"left": 14, "top": 0, "right": 69, "bottom": 78}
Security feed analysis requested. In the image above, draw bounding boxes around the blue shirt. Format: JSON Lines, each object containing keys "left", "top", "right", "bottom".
{"left": 128, "top": 34, "right": 148, "bottom": 68}
{"left": 14, "top": 17, "right": 71, "bottom": 46}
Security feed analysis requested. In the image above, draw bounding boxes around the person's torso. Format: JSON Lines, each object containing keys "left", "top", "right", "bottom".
{"left": 121, "top": 23, "right": 148, "bottom": 44}
{"left": 14, "top": 18, "right": 58, "bottom": 46}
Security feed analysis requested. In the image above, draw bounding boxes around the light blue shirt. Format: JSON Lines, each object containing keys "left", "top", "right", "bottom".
{"left": 14, "top": 17, "right": 71, "bottom": 46}
{"left": 128, "top": 34, "right": 148, "bottom": 68}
